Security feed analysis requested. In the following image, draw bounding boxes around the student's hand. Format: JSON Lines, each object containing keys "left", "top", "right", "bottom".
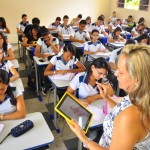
{"left": 44, "top": 54, "right": 51, "bottom": 58}
{"left": 103, "top": 49, "right": 109, "bottom": 53}
{"left": 78, "top": 99, "right": 89, "bottom": 107}
{"left": 57, "top": 70, "right": 68, "bottom": 75}
{"left": 83, "top": 97, "right": 92, "bottom": 104}
{"left": 96, "top": 48, "right": 101, "bottom": 53}
{"left": 80, "top": 40, "right": 85, "bottom": 43}
{"left": 96, "top": 82, "right": 109, "bottom": 99}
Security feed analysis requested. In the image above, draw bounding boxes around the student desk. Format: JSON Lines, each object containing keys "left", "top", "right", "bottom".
{"left": 89, "top": 52, "right": 112, "bottom": 60}
{"left": 11, "top": 78, "right": 24, "bottom": 93}
{"left": 48, "top": 76, "right": 71, "bottom": 133}
{"left": 107, "top": 42, "right": 125, "bottom": 51}
{"left": 33, "top": 56, "right": 49, "bottom": 101}
{"left": 121, "top": 24, "right": 134, "bottom": 33}
{"left": 10, "top": 59, "right": 20, "bottom": 71}
{"left": 0, "top": 112, "right": 54, "bottom": 150}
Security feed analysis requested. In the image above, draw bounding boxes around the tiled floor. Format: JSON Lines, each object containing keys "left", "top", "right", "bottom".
{"left": 13, "top": 44, "right": 78, "bottom": 150}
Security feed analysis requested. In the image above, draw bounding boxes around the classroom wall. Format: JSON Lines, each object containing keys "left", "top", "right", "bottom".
{"left": 1, "top": 0, "right": 111, "bottom": 43}
{"left": 109, "top": 0, "right": 150, "bottom": 26}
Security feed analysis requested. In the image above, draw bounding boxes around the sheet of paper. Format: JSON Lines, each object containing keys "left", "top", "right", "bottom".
{"left": 51, "top": 73, "right": 75, "bottom": 80}
{"left": 95, "top": 52, "right": 111, "bottom": 56}
{"left": 86, "top": 105, "right": 103, "bottom": 121}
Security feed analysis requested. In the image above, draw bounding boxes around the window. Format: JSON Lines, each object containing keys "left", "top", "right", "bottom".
{"left": 118, "top": 0, "right": 149, "bottom": 10}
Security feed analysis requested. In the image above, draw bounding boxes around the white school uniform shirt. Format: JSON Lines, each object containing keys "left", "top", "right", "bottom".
{"left": 37, "top": 37, "right": 59, "bottom": 55}
{"left": 131, "top": 27, "right": 142, "bottom": 38}
{"left": 50, "top": 54, "right": 78, "bottom": 70}
{"left": 109, "top": 47, "right": 122, "bottom": 65}
{"left": 84, "top": 40, "right": 105, "bottom": 61}
{"left": 85, "top": 23, "right": 92, "bottom": 32}
{"left": 73, "top": 29, "right": 90, "bottom": 41}
{"left": 48, "top": 22, "right": 61, "bottom": 30}
{"left": 109, "top": 22, "right": 121, "bottom": 30}
{"left": 90, "top": 23, "right": 105, "bottom": 34}
{"left": 69, "top": 72, "right": 98, "bottom": 100}
{"left": 0, "top": 86, "right": 22, "bottom": 114}
{"left": 17, "top": 21, "right": 30, "bottom": 32}
{"left": 109, "top": 16, "right": 117, "bottom": 23}
{"left": 58, "top": 24, "right": 74, "bottom": 35}
{"left": 0, "top": 60, "right": 13, "bottom": 73}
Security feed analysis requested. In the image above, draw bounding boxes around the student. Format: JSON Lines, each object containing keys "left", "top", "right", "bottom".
{"left": 108, "top": 11, "right": 118, "bottom": 24}
{"left": 108, "top": 27, "right": 126, "bottom": 43}
{"left": 108, "top": 19, "right": 121, "bottom": 33}
{"left": 66, "top": 57, "right": 114, "bottom": 106}
{"left": 48, "top": 17, "right": 61, "bottom": 32}
{"left": 67, "top": 44, "right": 150, "bottom": 150}
{"left": 22, "top": 24, "right": 41, "bottom": 48}
{"left": 44, "top": 44, "right": 85, "bottom": 97}
{"left": 122, "top": 15, "right": 134, "bottom": 26}
{"left": 90, "top": 16, "right": 107, "bottom": 36}
{"left": 24, "top": 17, "right": 40, "bottom": 36}
{"left": 0, "top": 32, "right": 14, "bottom": 60}
{"left": 85, "top": 16, "right": 92, "bottom": 32}
{"left": 0, "top": 69, "right": 25, "bottom": 120}
{"left": 131, "top": 23, "right": 145, "bottom": 38}
{"left": 137, "top": 17, "right": 145, "bottom": 25}
{"left": 0, "top": 17, "right": 10, "bottom": 34}
{"left": 109, "top": 39, "right": 136, "bottom": 71}
{"left": 34, "top": 26, "right": 59, "bottom": 58}
{"left": 70, "top": 14, "right": 82, "bottom": 26}
{"left": 84, "top": 29, "right": 108, "bottom": 61}
{"left": 58, "top": 15, "right": 74, "bottom": 40}
{"left": 0, "top": 49, "right": 19, "bottom": 82}
{"left": 134, "top": 33, "right": 149, "bottom": 45}
{"left": 17, "top": 14, "right": 30, "bottom": 42}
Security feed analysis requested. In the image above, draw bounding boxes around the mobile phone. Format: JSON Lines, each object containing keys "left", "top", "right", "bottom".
{"left": 101, "top": 75, "right": 109, "bottom": 85}
{"left": 39, "top": 59, "right": 45, "bottom": 62}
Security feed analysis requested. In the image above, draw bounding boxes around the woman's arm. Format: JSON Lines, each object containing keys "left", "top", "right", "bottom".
{"left": 3, "top": 95, "right": 26, "bottom": 120}
{"left": 51, "top": 43, "right": 59, "bottom": 55}
{"left": 4, "top": 26, "right": 10, "bottom": 34}
{"left": 9, "top": 67, "right": 19, "bottom": 82}
{"left": 3, "top": 48, "right": 14, "bottom": 60}
{"left": 44, "top": 62, "right": 54, "bottom": 76}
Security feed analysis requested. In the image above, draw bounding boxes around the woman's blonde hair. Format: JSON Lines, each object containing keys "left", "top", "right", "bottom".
{"left": 122, "top": 44, "right": 150, "bottom": 125}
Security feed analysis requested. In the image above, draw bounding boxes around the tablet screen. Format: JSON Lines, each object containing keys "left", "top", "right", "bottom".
{"left": 56, "top": 93, "right": 92, "bottom": 132}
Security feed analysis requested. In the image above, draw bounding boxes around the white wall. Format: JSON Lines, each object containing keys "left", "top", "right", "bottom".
{"left": 109, "top": 0, "right": 150, "bottom": 26}
{"left": 1, "top": 0, "right": 111, "bottom": 43}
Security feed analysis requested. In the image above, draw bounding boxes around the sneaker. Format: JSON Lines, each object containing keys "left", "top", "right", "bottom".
{"left": 41, "top": 87, "right": 47, "bottom": 96}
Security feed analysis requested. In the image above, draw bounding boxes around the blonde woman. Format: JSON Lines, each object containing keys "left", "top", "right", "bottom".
{"left": 67, "top": 44, "right": 150, "bottom": 150}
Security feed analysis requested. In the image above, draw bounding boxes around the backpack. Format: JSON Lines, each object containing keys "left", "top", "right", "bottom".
{"left": 27, "top": 71, "right": 36, "bottom": 90}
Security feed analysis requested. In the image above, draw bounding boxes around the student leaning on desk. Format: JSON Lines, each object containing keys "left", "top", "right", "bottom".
{"left": 44, "top": 44, "right": 85, "bottom": 98}
{"left": 66, "top": 57, "right": 114, "bottom": 107}
{"left": 0, "top": 69, "right": 25, "bottom": 120}
{"left": 0, "top": 49, "right": 19, "bottom": 83}
{"left": 67, "top": 44, "right": 150, "bottom": 150}
{"left": 0, "top": 32, "right": 14, "bottom": 60}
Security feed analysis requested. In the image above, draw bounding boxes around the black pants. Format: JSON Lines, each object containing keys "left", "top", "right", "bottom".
{"left": 56, "top": 88, "right": 67, "bottom": 100}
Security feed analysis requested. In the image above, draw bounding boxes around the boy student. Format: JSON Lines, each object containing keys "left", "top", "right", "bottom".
{"left": 70, "top": 20, "right": 91, "bottom": 60}
{"left": 70, "top": 14, "right": 82, "bottom": 26}
{"left": 58, "top": 15, "right": 74, "bottom": 40}
{"left": 16, "top": 14, "right": 30, "bottom": 41}
{"left": 90, "top": 16, "right": 107, "bottom": 36}
{"left": 48, "top": 17, "right": 61, "bottom": 32}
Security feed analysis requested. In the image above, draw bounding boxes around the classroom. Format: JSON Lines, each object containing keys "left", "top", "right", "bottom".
{"left": 0, "top": 0, "right": 150, "bottom": 149}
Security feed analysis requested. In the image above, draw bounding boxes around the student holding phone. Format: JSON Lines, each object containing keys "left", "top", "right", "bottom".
{"left": 67, "top": 44, "right": 150, "bottom": 150}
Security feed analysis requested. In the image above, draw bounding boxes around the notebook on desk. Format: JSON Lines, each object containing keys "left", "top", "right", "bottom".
{"left": 51, "top": 73, "right": 75, "bottom": 81}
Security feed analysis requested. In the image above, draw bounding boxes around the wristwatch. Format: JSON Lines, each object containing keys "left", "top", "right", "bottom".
{"left": 0, "top": 114, "right": 4, "bottom": 121}
{"left": 83, "top": 138, "right": 92, "bottom": 148}
{"left": 53, "top": 71, "right": 56, "bottom": 75}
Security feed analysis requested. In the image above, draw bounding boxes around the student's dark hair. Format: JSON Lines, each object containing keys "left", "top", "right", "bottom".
{"left": 56, "top": 17, "right": 61, "bottom": 21}
{"left": 63, "top": 44, "right": 75, "bottom": 55}
{"left": 0, "top": 17, "right": 6, "bottom": 28}
{"left": 40, "top": 26, "right": 49, "bottom": 36}
{"left": 30, "top": 24, "right": 41, "bottom": 37}
{"left": 22, "top": 14, "right": 27, "bottom": 18}
{"left": 116, "top": 19, "right": 121, "bottom": 22}
{"left": 134, "top": 33, "right": 149, "bottom": 44}
{"left": 77, "top": 14, "right": 82, "bottom": 19}
{"left": 98, "top": 16, "right": 104, "bottom": 21}
{"left": 86, "top": 57, "right": 111, "bottom": 77}
{"left": 32, "top": 17, "right": 40, "bottom": 25}
{"left": 92, "top": 29, "right": 99, "bottom": 34}
{"left": 0, "top": 69, "right": 17, "bottom": 105}
{"left": 125, "top": 39, "right": 136, "bottom": 45}
{"left": 86, "top": 16, "right": 91, "bottom": 20}
{"left": 100, "top": 14, "right": 105, "bottom": 19}
{"left": 79, "top": 20, "right": 87, "bottom": 25}
{"left": 0, "top": 32, "right": 7, "bottom": 54}
{"left": 128, "top": 15, "right": 133, "bottom": 18}
{"left": 112, "top": 27, "right": 122, "bottom": 39}
{"left": 138, "top": 17, "right": 145, "bottom": 24}
{"left": 63, "top": 15, "right": 69, "bottom": 20}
